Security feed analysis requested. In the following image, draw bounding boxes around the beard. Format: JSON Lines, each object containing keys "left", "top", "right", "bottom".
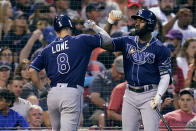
{"left": 160, "top": 7, "right": 173, "bottom": 16}
{"left": 135, "top": 24, "right": 149, "bottom": 36}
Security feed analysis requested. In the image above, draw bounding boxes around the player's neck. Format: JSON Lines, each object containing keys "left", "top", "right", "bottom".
{"left": 57, "top": 30, "right": 72, "bottom": 38}
{"left": 139, "top": 33, "right": 152, "bottom": 44}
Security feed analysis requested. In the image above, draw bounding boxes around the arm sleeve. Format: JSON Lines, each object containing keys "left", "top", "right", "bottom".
{"left": 91, "top": 25, "right": 113, "bottom": 51}
{"left": 157, "top": 46, "right": 171, "bottom": 97}
{"left": 157, "top": 74, "right": 170, "bottom": 97}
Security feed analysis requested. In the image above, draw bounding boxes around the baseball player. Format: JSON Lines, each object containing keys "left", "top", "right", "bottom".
{"left": 29, "top": 14, "right": 112, "bottom": 131}
{"left": 88, "top": 9, "right": 171, "bottom": 131}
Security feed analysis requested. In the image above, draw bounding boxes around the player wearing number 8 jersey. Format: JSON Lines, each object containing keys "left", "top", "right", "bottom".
{"left": 29, "top": 14, "right": 112, "bottom": 131}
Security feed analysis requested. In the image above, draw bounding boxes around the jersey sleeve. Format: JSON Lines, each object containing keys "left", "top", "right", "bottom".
{"left": 157, "top": 46, "right": 171, "bottom": 76}
{"left": 80, "top": 34, "right": 102, "bottom": 49}
{"left": 30, "top": 49, "right": 45, "bottom": 71}
{"left": 112, "top": 36, "right": 126, "bottom": 51}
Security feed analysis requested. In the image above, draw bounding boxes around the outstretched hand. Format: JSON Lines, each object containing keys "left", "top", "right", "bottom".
{"left": 84, "top": 20, "right": 96, "bottom": 30}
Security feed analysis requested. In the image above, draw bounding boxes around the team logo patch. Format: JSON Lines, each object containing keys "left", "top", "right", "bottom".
{"left": 130, "top": 48, "right": 135, "bottom": 54}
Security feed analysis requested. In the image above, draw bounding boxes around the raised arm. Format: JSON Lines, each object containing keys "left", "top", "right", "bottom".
{"left": 162, "top": 8, "right": 187, "bottom": 36}
{"left": 104, "top": 10, "right": 122, "bottom": 34}
{"left": 20, "top": 29, "right": 42, "bottom": 62}
{"left": 84, "top": 20, "right": 113, "bottom": 51}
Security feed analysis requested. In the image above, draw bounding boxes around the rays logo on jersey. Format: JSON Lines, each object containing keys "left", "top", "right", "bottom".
{"left": 126, "top": 44, "right": 155, "bottom": 65}
{"left": 132, "top": 52, "right": 155, "bottom": 65}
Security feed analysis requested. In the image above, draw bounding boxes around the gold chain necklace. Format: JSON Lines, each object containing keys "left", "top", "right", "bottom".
{"left": 136, "top": 36, "right": 152, "bottom": 52}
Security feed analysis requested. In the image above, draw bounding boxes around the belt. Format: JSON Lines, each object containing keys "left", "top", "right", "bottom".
{"left": 68, "top": 83, "right": 77, "bottom": 88}
{"left": 127, "top": 84, "right": 155, "bottom": 93}
{"left": 57, "top": 83, "right": 77, "bottom": 88}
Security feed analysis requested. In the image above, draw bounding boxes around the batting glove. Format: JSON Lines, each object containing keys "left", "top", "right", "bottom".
{"left": 84, "top": 20, "right": 96, "bottom": 30}
{"left": 107, "top": 10, "right": 122, "bottom": 24}
{"left": 150, "top": 95, "right": 162, "bottom": 109}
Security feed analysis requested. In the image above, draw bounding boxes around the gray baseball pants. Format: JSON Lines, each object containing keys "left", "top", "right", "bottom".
{"left": 47, "top": 84, "right": 84, "bottom": 131}
{"left": 122, "top": 88, "right": 160, "bottom": 131}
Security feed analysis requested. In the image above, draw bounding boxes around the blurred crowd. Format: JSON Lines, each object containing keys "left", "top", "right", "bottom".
{"left": 0, "top": 0, "right": 196, "bottom": 130}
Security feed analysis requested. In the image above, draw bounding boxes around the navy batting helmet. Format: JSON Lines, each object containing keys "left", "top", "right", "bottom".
{"left": 54, "top": 14, "right": 73, "bottom": 32}
{"left": 131, "top": 9, "right": 156, "bottom": 32}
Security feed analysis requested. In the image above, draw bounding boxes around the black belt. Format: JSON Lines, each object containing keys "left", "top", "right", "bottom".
{"left": 67, "top": 83, "right": 77, "bottom": 88}
{"left": 57, "top": 83, "right": 77, "bottom": 88}
{"left": 127, "top": 84, "right": 154, "bottom": 93}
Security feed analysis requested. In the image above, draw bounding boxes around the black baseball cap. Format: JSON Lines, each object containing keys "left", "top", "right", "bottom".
{"left": 179, "top": 88, "right": 194, "bottom": 98}
{"left": 86, "top": 2, "right": 105, "bottom": 13}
